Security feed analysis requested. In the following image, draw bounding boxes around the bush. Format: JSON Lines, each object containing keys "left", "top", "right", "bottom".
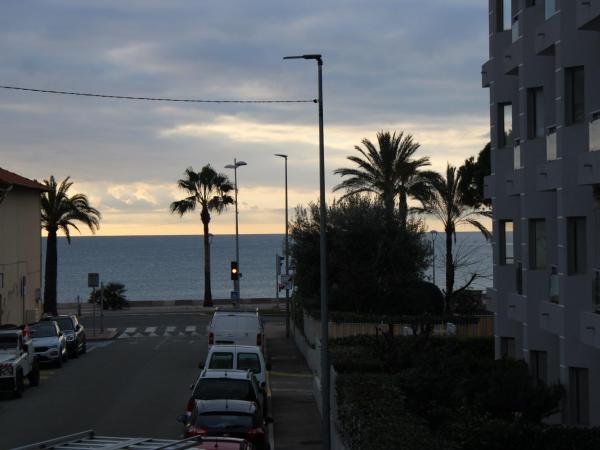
{"left": 88, "top": 282, "right": 129, "bottom": 310}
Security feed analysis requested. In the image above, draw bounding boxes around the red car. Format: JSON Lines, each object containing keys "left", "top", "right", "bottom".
{"left": 179, "top": 399, "right": 271, "bottom": 450}
{"left": 184, "top": 436, "right": 255, "bottom": 450}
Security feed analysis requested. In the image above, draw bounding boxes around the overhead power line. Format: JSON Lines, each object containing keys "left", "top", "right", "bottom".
{"left": 0, "top": 85, "right": 317, "bottom": 104}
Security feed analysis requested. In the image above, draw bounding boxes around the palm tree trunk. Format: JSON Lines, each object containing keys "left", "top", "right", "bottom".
{"left": 201, "top": 207, "right": 213, "bottom": 307}
{"left": 44, "top": 229, "right": 58, "bottom": 315}
{"left": 445, "top": 228, "right": 454, "bottom": 314}
{"left": 398, "top": 190, "right": 408, "bottom": 230}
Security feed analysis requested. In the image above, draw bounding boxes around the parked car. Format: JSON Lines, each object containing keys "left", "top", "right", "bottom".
{"left": 42, "top": 314, "right": 86, "bottom": 357}
{"left": 187, "top": 369, "right": 266, "bottom": 416}
{"left": 30, "top": 321, "right": 68, "bottom": 367}
{"left": 178, "top": 399, "right": 270, "bottom": 450}
{"left": 201, "top": 345, "right": 270, "bottom": 387}
{"left": 207, "top": 310, "right": 264, "bottom": 351}
{"left": 0, "top": 324, "right": 40, "bottom": 397}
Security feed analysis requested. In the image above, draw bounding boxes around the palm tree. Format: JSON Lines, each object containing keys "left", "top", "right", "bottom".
{"left": 42, "top": 176, "right": 101, "bottom": 315}
{"left": 89, "top": 282, "right": 128, "bottom": 310}
{"left": 425, "top": 165, "right": 491, "bottom": 313}
{"left": 170, "top": 165, "right": 234, "bottom": 306}
{"left": 333, "top": 131, "right": 437, "bottom": 227}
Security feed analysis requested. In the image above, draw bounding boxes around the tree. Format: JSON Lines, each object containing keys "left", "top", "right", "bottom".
{"left": 458, "top": 143, "right": 491, "bottom": 208}
{"left": 333, "top": 131, "right": 438, "bottom": 228}
{"left": 425, "top": 165, "right": 491, "bottom": 313}
{"left": 170, "top": 165, "right": 234, "bottom": 306}
{"left": 89, "top": 282, "right": 128, "bottom": 310}
{"left": 42, "top": 176, "right": 101, "bottom": 316}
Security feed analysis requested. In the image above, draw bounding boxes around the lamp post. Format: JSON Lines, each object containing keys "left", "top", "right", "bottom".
{"left": 430, "top": 230, "right": 438, "bottom": 286}
{"left": 225, "top": 159, "right": 247, "bottom": 298}
{"left": 275, "top": 153, "right": 290, "bottom": 338}
{"left": 283, "top": 53, "right": 329, "bottom": 450}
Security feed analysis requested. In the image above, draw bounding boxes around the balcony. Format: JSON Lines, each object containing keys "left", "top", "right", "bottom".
{"left": 576, "top": 0, "right": 600, "bottom": 31}
{"left": 580, "top": 312, "right": 600, "bottom": 349}
{"left": 505, "top": 169, "right": 525, "bottom": 196}
{"left": 536, "top": 159, "right": 562, "bottom": 191}
{"left": 482, "top": 60, "right": 492, "bottom": 88}
{"left": 539, "top": 300, "right": 565, "bottom": 336}
{"left": 577, "top": 150, "right": 600, "bottom": 185}
{"left": 507, "top": 292, "right": 527, "bottom": 323}
{"left": 484, "top": 174, "right": 495, "bottom": 200}
{"left": 503, "top": 43, "right": 522, "bottom": 75}
{"left": 535, "top": 14, "right": 560, "bottom": 55}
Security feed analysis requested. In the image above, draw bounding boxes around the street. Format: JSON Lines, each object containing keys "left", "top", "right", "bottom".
{"left": 0, "top": 312, "right": 286, "bottom": 449}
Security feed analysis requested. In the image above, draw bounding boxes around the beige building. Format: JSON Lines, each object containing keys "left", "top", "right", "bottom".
{"left": 0, "top": 168, "right": 46, "bottom": 325}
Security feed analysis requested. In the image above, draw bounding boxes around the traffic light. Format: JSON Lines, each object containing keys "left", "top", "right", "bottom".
{"left": 230, "top": 261, "right": 239, "bottom": 280}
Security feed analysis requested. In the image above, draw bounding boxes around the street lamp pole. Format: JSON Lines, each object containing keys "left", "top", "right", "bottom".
{"left": 225, "top": 159, "right": 247, "bottom": 299}
{"left": 275, "top": 154, "right": 290, "bottom": 338}
{"left": 430, "top": 230, "right": 438, "bottom": 286}
{"left": 284, "top": 53, "right": 329, "bottom": 450}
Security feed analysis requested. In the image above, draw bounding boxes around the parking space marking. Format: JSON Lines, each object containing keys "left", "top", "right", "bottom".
{"left": 269, "top": 371, "right": 313, "bottom": 378}
{"left": 185, "top": 326, "right": 199, "bottom": 337}
{"left": 145, "top": 326, "right": 158, "bottom": 337}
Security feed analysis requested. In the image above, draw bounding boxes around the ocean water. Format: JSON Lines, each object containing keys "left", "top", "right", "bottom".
{"left": 42, "top": 233, "right": 493, "bottom": 303}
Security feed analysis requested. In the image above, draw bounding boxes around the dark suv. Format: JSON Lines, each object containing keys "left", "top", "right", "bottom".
{"left": 42, "top": 315, "right": 86, "bottom": 357}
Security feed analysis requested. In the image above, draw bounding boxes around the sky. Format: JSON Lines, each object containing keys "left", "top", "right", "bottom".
{"left": 0, "top": 0, "right": 490, "bottom": 236}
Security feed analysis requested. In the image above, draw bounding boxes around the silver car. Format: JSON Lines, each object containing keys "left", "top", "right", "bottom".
{"left": 30, "top": 321, "right": 68, "bottom": 367}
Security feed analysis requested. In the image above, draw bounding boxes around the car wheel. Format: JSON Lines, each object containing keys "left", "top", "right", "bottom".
{"left": 71, "top": 345, "right": 79, "bottom": 359}
{"left": 28, "top": 361, "right": 40, "bottom": 387}
{"left": 62, "top": 348, "right": 69, "bottom": 363}
{"left": 14, "top": 370, "right": 24, "bottom": 398}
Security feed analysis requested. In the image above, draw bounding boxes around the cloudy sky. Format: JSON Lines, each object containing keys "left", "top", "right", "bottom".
{"left": 1, "top": 0, "right": 489, "bottom": 236}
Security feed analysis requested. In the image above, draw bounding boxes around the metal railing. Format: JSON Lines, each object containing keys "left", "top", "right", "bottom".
{"left": 512, "top": 17, "right": 521, "bottom": 42}
{"left": 514, "top": 141, "right": 522, "bottom": 169}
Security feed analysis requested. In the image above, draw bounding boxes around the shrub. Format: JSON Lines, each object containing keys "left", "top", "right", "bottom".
{"left": 88, "top": 282, "right": 129, "bottom": 310}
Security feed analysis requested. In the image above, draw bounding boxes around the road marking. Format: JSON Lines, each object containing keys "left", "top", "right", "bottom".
{"left": 124, "top": 327, "right": 136, "bottom": 333}
{"left": 164, "top": 326, "right": 176, "bottom": 336}
{"left": 117, "top": 327, "right": 136, "bottom": 339}
{"left": 153, "top": 336, "right": 169, "bottom": 350}
{"left": 269, "top": 371, "right": 313, "bottom": 378}
{"left": 185, "top": 325, "right": 199, "bottom": 336}
{"left": 133, "top": 332, "right": 145, "bottom": 338}
{"left": 145, "top": 326, "right": 158, "bottom": 337}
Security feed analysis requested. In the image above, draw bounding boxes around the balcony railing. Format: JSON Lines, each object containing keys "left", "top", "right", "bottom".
{"left": 547, "top": 126, "right": 557, "bottom": 160}
{"left": 590, "top": 113, "right": 600, "bottom": 152}
{"left": 514, "top": 141, "right": 522, "bottom": 169}
{"left": 545, "top": 0, "right": 557, "bottom": 19}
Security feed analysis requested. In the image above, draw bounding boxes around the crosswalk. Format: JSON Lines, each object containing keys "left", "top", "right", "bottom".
{"left": 114, "top": 325, "right": 201, "bottom": 339}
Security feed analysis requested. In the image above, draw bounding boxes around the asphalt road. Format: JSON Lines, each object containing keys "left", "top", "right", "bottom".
{"left": 0, "top": 312, "right": 283, "bottom": 449}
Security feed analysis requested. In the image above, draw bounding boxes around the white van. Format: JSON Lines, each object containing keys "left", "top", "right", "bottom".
{"left": 207, "top": 310, "right": 265, "bottom": 351}
{"left": 201, "top": 345, "right": 271, "bottom": 387}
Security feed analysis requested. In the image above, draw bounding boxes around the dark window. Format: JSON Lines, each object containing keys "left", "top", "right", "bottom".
{"left": 528, "top": 88, "right": 545, "bottom": 138}
{"left": 530, "top": 350, "right": 548, "bottom": 386}
{"left": 0, "top": 335, "right": 18, "bottom": 350}
{"left": 499, "top": 103, "right": 513, "bottom": 147}
{"left": 30, "top": 324, "right": 58, "bottom": 338}
{"left": 549, "top": 266, "right": 560, "bottom": 303}
{"left": 567, "top": 217, "right": 587, "bottom": 274}
{"left": 529, "top": 219, "right": 547, "bottom": 269}
{"left": 499, "top": 220, "right": 514, "bottom": 265}
{"left": 569, "top": 367, "right": 590, "bottom": 425}
{"left": 566, "top": 67, "right": 585, "bottom": 125}
{"left": 238, "top": 353, "right": 261, "bottom": 373}
{"left": 209, "top": 353, "right": 234, "bottom": 370}
{"left": 500, "top": 337, "right": 515, "bottom": 359}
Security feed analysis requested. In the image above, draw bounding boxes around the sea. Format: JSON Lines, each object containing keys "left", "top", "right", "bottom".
{"left": 42, "top": 233, "right": 493, "bottom": 303}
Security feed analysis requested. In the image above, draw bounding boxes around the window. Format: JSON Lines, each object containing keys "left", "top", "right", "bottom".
{"left": 545, "top": 0, "right": 557, "bottom": 20}
{"left": 497, "top": 0, "right": 513, "bottom": 31}
{"left": 566, "top": 66, "right": 585, "bottom": 125}
{"left": 514, "top": 139, "right": 522, "bottom": 169}
{"left": 209, "top": 352, "right": 234, "bottom": 370}
{"left": 528, "top": 88, "right": 545, "bottom": 139}
{"left": 499, "top": 220, "right": 514, "bottom": 265}
{"left": 549, "top": 266, "right": 560, "bottom": 303}
{"left": 238, "top": 353, "right": 261, "bottom": 373}
{"left": 530, "top": 350, "right": 548, "bottom": 386}
{"left": 512, "top": 16, "right": 521, "bottom": 42}
{"left": 590, "top": 112, "right": 600, "bottom": 152}
{"left": 499, "top": 103, "right": 513, "bottom": 148}
{"left": 593, "top": 270, "right": 600, "bottom": 313}
{"left": 500, "top": 337, "right": 515, "bottom": 359}
{"left": 568, "top": 368, "right": 590, "bottom": 426}
{"left": 567, "top": 217, "right": 587, "bottom": 274}
{"left": 546, "top": 126, "right": 557, "bottom": 160}
{"left": 529, "top": 219, "right": 547, "bottom": 269}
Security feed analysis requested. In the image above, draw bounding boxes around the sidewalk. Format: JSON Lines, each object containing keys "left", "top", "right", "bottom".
{"left": 266, "top": 324, "right": 323, "bottom": 450}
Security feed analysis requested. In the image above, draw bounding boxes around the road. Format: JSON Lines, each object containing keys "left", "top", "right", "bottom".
{"left": 0, "top": 312, "right": 283, "bottom": 449}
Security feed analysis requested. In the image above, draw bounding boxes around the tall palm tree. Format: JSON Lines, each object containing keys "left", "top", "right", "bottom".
{"left": 333, "top": 131, "right": 437, "bottom": 227}
{"left": 426, "top": 165, "right": 491, "bottom": 313}
{"left": 42, "top": 176, "right": 101, "bottom": 315}
{"left": 170, "top": 165, "right": 234, "bottom": 306}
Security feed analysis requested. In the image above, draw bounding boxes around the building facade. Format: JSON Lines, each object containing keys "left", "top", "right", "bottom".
{"left": 0, "top": 168, "right": 46, "bottom": 325}
{"left": 483, "top": 0, "right": 600, "bottom": 425}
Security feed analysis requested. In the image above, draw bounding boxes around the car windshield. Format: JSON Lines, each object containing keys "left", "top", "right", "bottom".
{"left": 55, "top": 318, "right": 74, "bottom": 331}
{"left": 195, "top": 412, "right": 255, "bottom": 429}
{"left": 193, "top": 379, "right": 256, "bottom": 402}
{"left": 31, "top": 325, "right": 57, "bottom": 338}
{"left": 238, "top": 353, "right": 261, "bottom": 373}
{"left": 0, "top": 336, "right": 18, "bottom": 350}
{"left": 209, "top": 352, "right": 234, "bottom": 370}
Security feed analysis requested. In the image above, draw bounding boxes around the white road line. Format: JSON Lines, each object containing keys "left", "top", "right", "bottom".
{"left": 186, "top": 325, "right": 199, "bottom": 336}
{"left": 164, "top": 326, "right": 176, "bottom": 336}
{"left": 153, "top": 336, "right": 169, "bottom": 350}
{"left": 124, "top": 327, "right": 136, "bottom": 334}
{"left": 145, "top": 326, "right": 159, "bottom": 337}
{"left": 133, "top": 332, "right": 145, "bottom": 338}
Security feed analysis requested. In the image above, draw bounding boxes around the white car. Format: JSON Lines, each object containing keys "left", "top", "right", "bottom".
{"left": 207, "top": 309, "right": 265, "bottom": 351}
{"left": 0, "top": 325, "right": 40, "bottom": 398}
{"left": 201, "top": 345, "right": 270, "bottom": 387}
{"left": 30, "top": 321, "right": 68, "bottom": 367}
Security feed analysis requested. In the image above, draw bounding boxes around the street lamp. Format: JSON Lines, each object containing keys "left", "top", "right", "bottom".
{"left": 275, "top": 154, "right": 290, "bottom": 338}
{"left": 430, "top": 230, "right": 438, "bottom": 286}
{"left": 225, "top": 159, "right": 247, "bottom": 299}
{"left": 283, "top": 53, "right": 329, "bottom": 450}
